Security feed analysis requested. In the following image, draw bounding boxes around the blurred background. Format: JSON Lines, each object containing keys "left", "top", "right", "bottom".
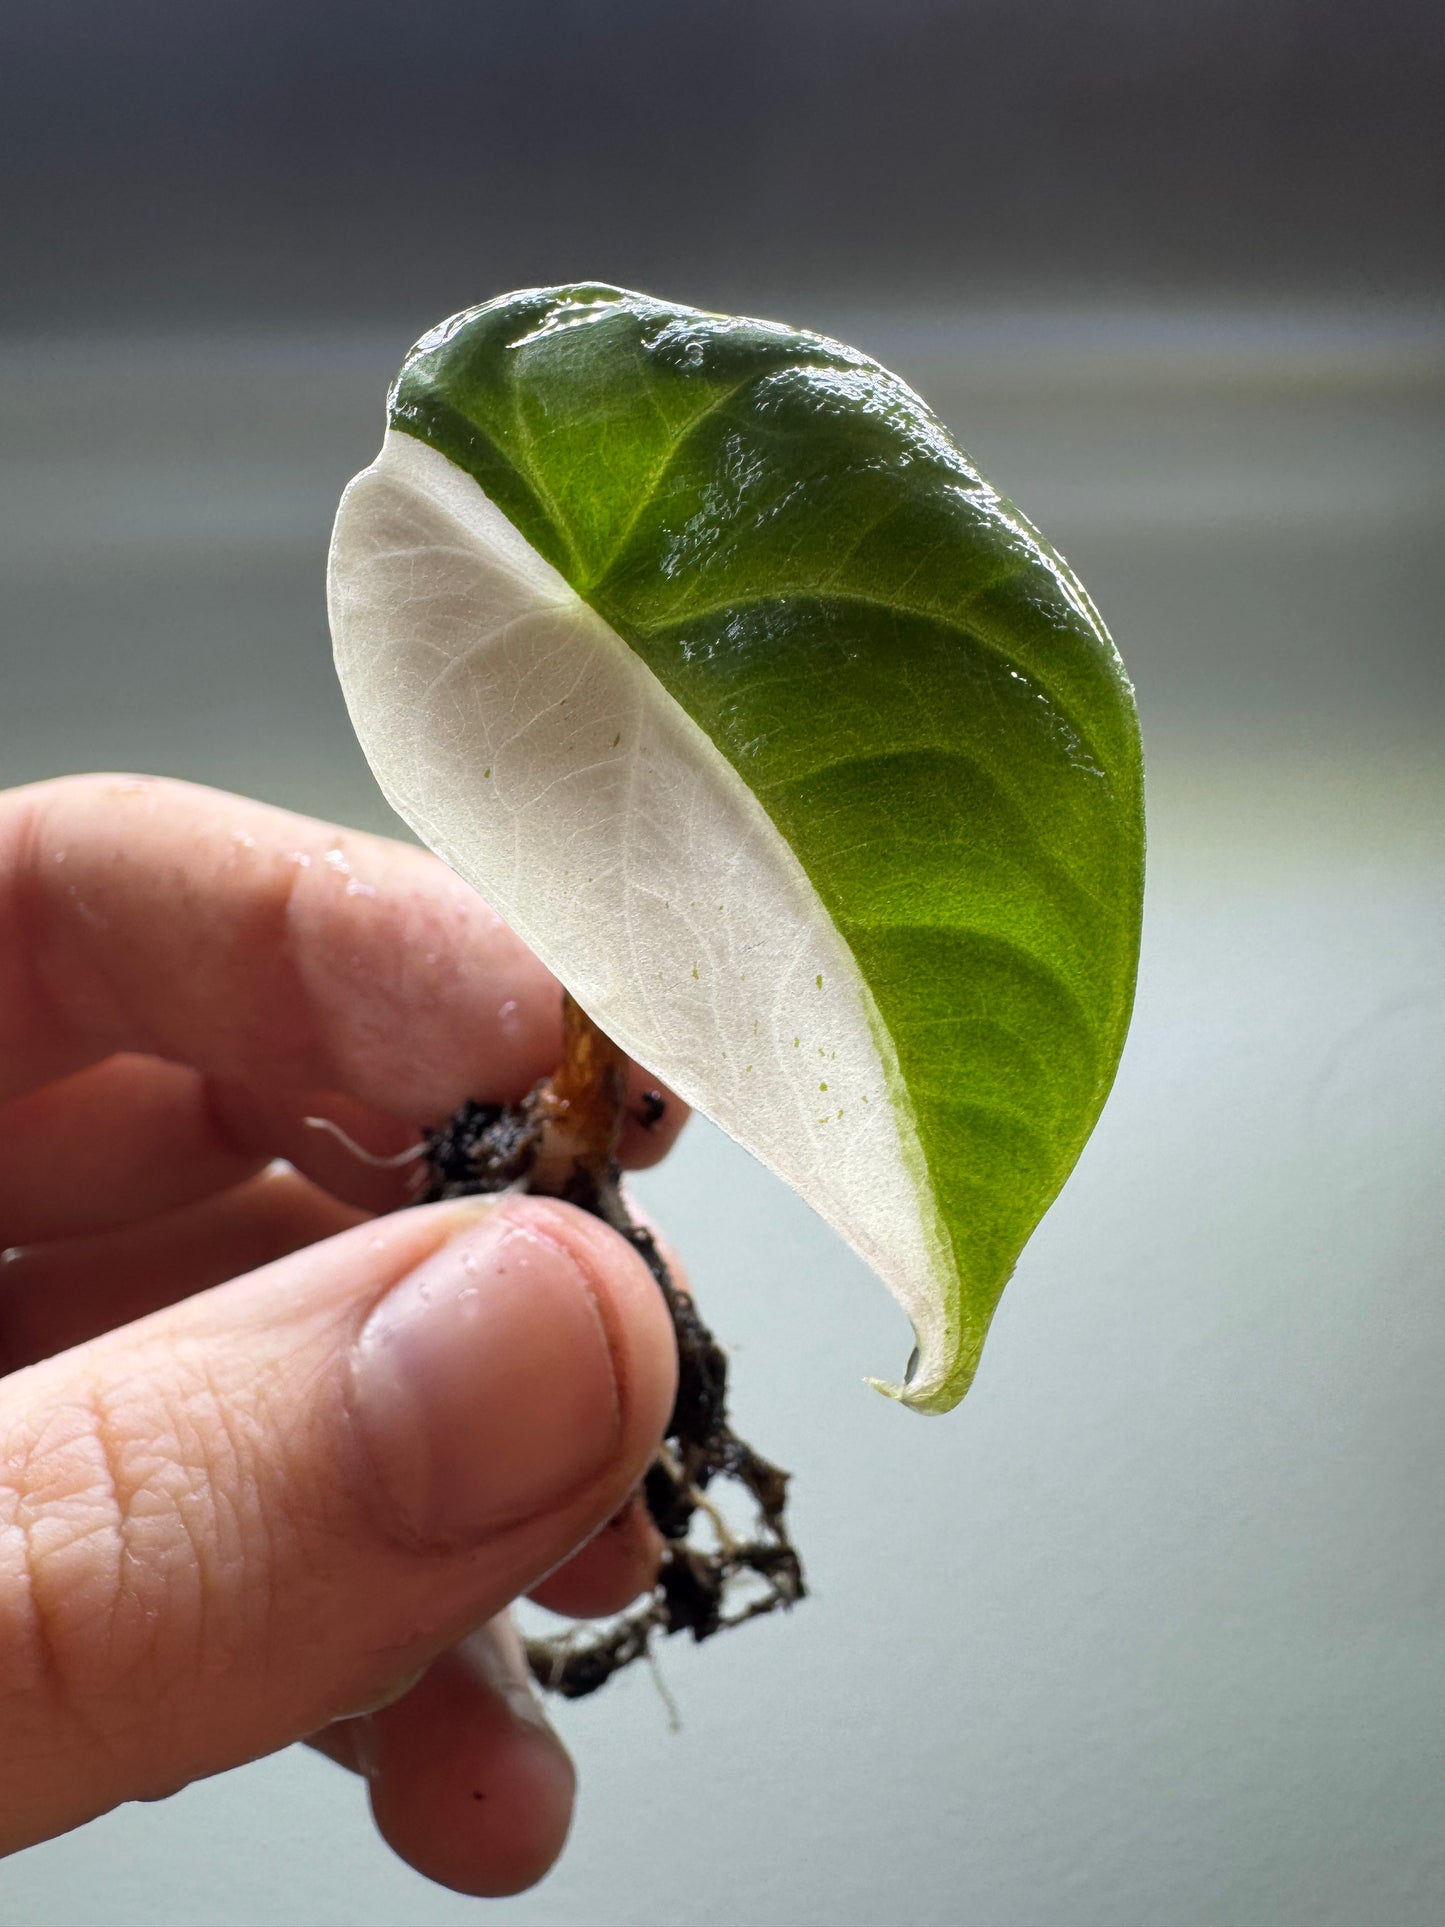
{"left": 2, "top": 3, "right": 1442, "bottom": 1923}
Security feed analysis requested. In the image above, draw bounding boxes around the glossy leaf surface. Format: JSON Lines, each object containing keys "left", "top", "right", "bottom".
{"left": 329, "top": 286, "right": 1144, "bottom": 1411}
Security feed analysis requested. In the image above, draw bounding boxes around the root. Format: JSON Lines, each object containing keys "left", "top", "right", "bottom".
{"left": 416, "top": 992, "right": 805, "bottom": 1699}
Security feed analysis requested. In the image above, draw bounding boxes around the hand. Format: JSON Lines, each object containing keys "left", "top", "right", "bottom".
{"left": 0, "top": 774, "right": 684, "bottom": 1895}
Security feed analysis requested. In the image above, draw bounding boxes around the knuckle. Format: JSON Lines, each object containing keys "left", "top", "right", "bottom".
{"left": 0, "top": 1363, "right": 275, "bottom": 1728}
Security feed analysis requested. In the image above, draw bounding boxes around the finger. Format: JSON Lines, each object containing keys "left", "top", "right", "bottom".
{"left": 528, "top": 1493, "right": 664, "bottom": 1620}
{"left": 0, "top": 1195, "right": 676, "bottom": 1861}
{"left": 325, "top": 1621, "right": 577, "bottom": 1898}
{"left": 209, "top": 1069, "right": 689, "bottom": 1216}
{"left": 0, "top": 1166, "right": 364, "bottom": 1371}
{"left": 0, "top": 1056, "right": 267, "bottom": 1246}
{"left": 525, "top": 1197, "right": 691, "bottom": 1619}
{"left": 205, "top": 1080, "right": 427, "bottom": 1215}
{"left": 525, "top": 1199, "right": 689, "bottom": 1619}
{"left": 616, "top": 1069, "right": 689, "bottom": 1170}
{"left": 0, "top": 775, "right": 562, "bottom": 1110}
{"left": 1, "top": 773, "right": 689, "bottom": 1171}
{"left": 0, "top": 1058, "right": 687, "bottom": 1266}
{"left": 3, "top": 1192, "right": 678, "bottom": 1624}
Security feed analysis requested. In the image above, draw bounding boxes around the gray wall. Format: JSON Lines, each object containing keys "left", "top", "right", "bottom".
{"left": 4, "top": 0, "right": 1442, "bottom": 330}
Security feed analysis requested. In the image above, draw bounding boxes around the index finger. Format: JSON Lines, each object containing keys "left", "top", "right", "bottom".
{"left": 0, "top": 776, "right": 685, "bottom": 1152}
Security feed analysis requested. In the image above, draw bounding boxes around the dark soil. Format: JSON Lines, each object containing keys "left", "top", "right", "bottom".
{"left": 417, "top": 994, "right": 805, "bottom": 1699}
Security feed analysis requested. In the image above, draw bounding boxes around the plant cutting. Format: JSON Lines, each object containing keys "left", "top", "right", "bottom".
{"left": 327, "top": 284, "right": 1144, "bottom": 1690}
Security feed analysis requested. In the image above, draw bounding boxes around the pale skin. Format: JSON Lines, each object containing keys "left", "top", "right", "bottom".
{"left": 0, "top": 774, "right": 688, "bottom": 1897}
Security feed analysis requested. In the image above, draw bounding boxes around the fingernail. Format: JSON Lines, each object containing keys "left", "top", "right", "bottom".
{"left": 460, "top": 1616, "right": 553, "bottom": 1732}
{"left": 350, "top": 1208, "right": 622, "bottom": 1544}
{"left": 335, "top": 1659, "right": 430, "bottom": 1721}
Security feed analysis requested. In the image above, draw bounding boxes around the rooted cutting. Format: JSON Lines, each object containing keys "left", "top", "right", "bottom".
{"left": 418, "top": 993, "right": 803, "bottom": 1696}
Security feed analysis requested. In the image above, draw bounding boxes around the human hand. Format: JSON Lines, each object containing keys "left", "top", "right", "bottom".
{"left": 0, "top": 774, "right": 684, "bottom": 1895}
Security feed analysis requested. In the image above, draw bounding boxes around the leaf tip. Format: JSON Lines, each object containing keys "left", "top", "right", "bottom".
{"left": 866, "top": 1334, "right": 981, "bottom": 1416}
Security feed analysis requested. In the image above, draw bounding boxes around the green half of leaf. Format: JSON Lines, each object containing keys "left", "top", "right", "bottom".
{"left": 328, "top": 284, "right": 1144, "bottom": 1413}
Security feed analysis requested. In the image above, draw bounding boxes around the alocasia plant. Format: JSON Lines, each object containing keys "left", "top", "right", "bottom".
{"left": 328, "top": 284, "right": 1143, "bottom": 1418}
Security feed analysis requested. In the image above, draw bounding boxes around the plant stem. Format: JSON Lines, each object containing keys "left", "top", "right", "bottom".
{"left": 417, "top": 991, "right": 805, "bottom": 1699}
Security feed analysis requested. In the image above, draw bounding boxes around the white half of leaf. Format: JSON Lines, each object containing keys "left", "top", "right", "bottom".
{"left": 328, "top": 427, "right": 960, "bottom": 1407}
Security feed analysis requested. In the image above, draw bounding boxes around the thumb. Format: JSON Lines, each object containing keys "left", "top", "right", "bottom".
{"left": 0, "top": 1195, "right": 676, "bottom": 1854}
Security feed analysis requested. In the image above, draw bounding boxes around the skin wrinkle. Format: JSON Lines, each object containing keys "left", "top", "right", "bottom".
{"left": 4, "top": 1387, "right": 140, "bottom": 1785}
{"left": 165, "top": 1357, "right": 252, "bottom": 1689}
{"left": 102, "top": 1327, "right": 346, "bottom": 1746}
{"left": 209, "top": 1379, "right": 345, "bottom": 1724}
{"left": 104, "top": 1371, "right": 211, "bottom": 1693}
{"left": 205, "top": 1296, "right": 360, "bottom": 1599}
{"left": 84, "top": 1367, "right": 217, "bottom": 1701}
{"left": 5, "top": 1348, "right": 309, "bottom": 1819}
{"left": 51, "top": 1357, "right": 258, "bottom": 1728}
{"left": 0, "top": 1451, "right": 61, "bottom": 1710}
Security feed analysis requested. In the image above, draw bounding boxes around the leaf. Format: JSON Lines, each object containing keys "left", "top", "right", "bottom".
{"left": 328, "top": 285, "right": 1144, "bottom": 1413}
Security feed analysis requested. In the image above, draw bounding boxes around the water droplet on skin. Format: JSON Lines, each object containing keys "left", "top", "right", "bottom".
{"left": 230, "top": 830, "right": 257, "bottom": 850}
{"left": 51, "top": 849, "right": 67, "bottom": 864}
{"left": 346, "top": 878, "right": 378, "bottom": 898}
{"left": 497, "top": 997, "right": 521, "bottom": 1040}
{"left": 288, "top": 850, "right": 312, "bottom": 868}
{"left": 323, "top": 847, "right": 351, "bottom": 874}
